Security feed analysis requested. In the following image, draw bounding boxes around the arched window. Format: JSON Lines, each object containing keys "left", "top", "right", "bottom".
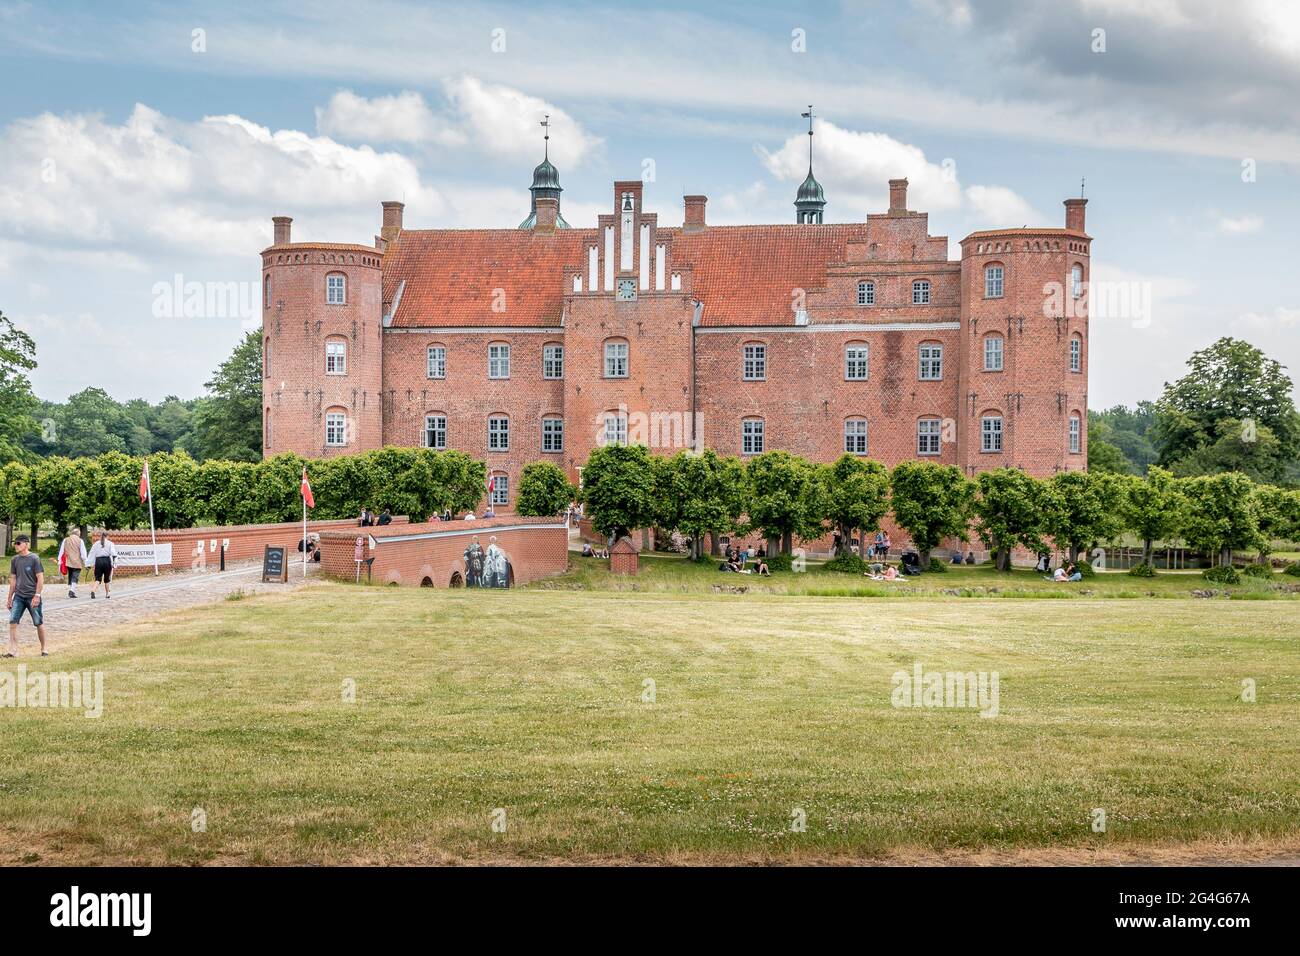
{"left": 263, "top": 274, "right": 271, "bottom": 309}
{"left": 543, "top": 343, "right": 564, "bottom": 379}
{"left": 1070, "top": 335, "right": 1082, "bottom": 373}
{"left": 264, "top": 408, "right": 271, "bottom": 450}
{"left": 1069, "top": 413, "right": 1082, "bottom": 454}
{"left": 917, "top": 417, "right": 942, "bottom": 456}
{"left": 326, "top": 272, "right": 346, "bottom": 305}
{"left": 1071, "top": 264, "right": 1084, "bottom": 299}
{"left": 980, "top": 413, "right": 1003, "bottom": 453}
{"left": 487, "top": 414, "right": 510, "bottom": 451}
{"left": 488, "top": 342, "right": 510, "bottom": 379}
{"left": 856, "top": 280, "right": 875, "bottom": 306}
{"left": 844, "top": 418, "right": 868, "bottom": 455}
{"left": 602, "top": 410, "right": 628, "bottom": 446}
{"left": 604, "top": 338, "right": 629, "bottom": 378}
{"left": 427, "top": 344, "right": 446, "bottom": 379}
{"left": 918, "top": 342, "right": 943, "bottom": 380}
{"left": 845, "top": 343, "right": 869, "bottom": 380}
{"left": 263, "top": 338, "right": 270, "bottom": 378}
{"left": 984, "top": 263, "right": 1004, "bottom": 298}
{"left": 325, "top": 408, "right": 347, "bottom": 447}
{"left": 983, "top": 334, "right": 1004, "bottom": 372}
{"left": 325, "top": 337, "right": 347, "bottom": 375}
{"left": 424, "top": 413, "right": 447, "bottom": 450}
{"left": 743, "top": 342, "right": 767, "bottom": 380}
{"left": 542, "top": 416, "right": 564, "bottom": 453}
{"left": 741, "top": 418, "right": 764, "bottom": 455}
{"left": 489, "top": 472, "right": 509, "bottom": 507}
{"left": 912, "top": 279, "right": 931, "bottom": 305}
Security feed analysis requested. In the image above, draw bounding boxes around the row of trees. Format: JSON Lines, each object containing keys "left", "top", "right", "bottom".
{"left": 560, "top": 446, "right": 1300, "bottom": 572}
{"left": 0, "top": 447, "right": 486, "bottom": 545}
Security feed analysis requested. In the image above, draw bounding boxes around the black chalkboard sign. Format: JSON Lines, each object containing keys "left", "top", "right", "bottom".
{"left": 262, "top": 545, "right": 288, "bottom": 583}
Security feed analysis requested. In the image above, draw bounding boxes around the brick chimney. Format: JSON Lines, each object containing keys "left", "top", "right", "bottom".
{"left": 1064, "top": 198, "right": 1087, "bottom": 233}
{"left": 683, "top": 195, "right": 707, "bottom": 232}
{"left": 888, "top": 178, "right": 908, "bottom": 215}
{"left": 534, "top": 197, "right": 559, "bottom": 234}
{"left": 381, "top": 201, "right": 405, "bottom": 240}
{"left": 272, "top": 216, "right": 292, "bottom": 245}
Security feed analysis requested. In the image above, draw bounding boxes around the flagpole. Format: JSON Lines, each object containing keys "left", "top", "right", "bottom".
{"left": 145, "top": 461, "right": 159, "bottom": 576}
{"left": 303, "top": 494, "right": 308, "bottom": 578}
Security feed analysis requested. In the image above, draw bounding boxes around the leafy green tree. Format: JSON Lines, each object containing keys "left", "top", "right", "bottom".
{"left": 971, "top": 468, "right": 1049, "bottom": 571}
{"left": 1043, "top": 470, "right": 1126, "bottom": 564}
{"left": 1119, "top": 466, "right": 1186, "bottom": 568}
{"left": 1253, "top": 485, "right": 1300, "bottom": 561}
{"left": 1087, "top": 437, "right": 1132, "bottom": 474}
{"left": 1180, "top": 472, "right": 1264, "bottom": 567}
{"left": 1166, "top": 417, "right": 1288, "bottom": 484}
{"left": 821, "top": 455, "right": 890, "bottom": 556}
{"left": 745, "top": 450, "right": 825, "bottom": 556}
{"left": 654, "top": 450, "right": 748, "bottom": 559}
{"left": 1089, "top": 403, "right": 1158, "bottom": 474}
{"left": 0, "top": 312, "right": 38, "bottom": 464}
{"left": 580, "top": 444, "right": 657, "bottom": 542}
{"left": 190, "top": 331, "right": 263, "bottom": 462}
{"left": 1153, "top": 338, "right": 1300, "bottom": 481}
{"left": 517, "top": 461, "right": 575, "bottom": 517}
{"left": 889, "top": 461, "right": 974, "bottom": 568}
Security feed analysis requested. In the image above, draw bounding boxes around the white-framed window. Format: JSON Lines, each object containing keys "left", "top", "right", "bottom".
{"left": 424, "top": 414, "right": 446, "bottom": 450}
{"left": 603, "top": 412, "right": 627, "bottom": 446}
{"left": 917, "top": 418, "right": 942, "bottom": 456}
{"left": 1071, "top": 264, "right": 1084, "bottom": 299}
{"left": 325, "top": 339, "right": 346, "bottom": 375}
{"left": 742, "top": 418, "right": 764, "bottom": 455}
{"left": 912, "top": 280, "right": 931, "bottom": 305}
{"left": 984, "top": 335, "right": 1004, "bottom": 372}
{"left": 326, "top": 273, "right": 346, "bottom": 305}
{"left": 981, "top": 415, "right": 1003, "bottom": 453}
{"left": 1069, "top": 415, "right": 1081, "bottom": 453}
{"left": 919, "top": 343, "right": 943, "bottom": 380}
{"left": 984, "top": 265, "right": 1004, "bottom": 298}
{"left": 488, "top": 416, "right": 509, "bottom": 451}
{"left": 542, "top": 417, "right": 564, "bottom": 452}
{"left": 857, "top": 280, "right": 875, "bottom": 306}
{"left": 263, "top": 274, "right": 271, "bottom": 309}
{"left": 488, "top": 343, "right": 510, "bottom": 379}
{"left": 604, "top": 341, "right": 628, "bottom": 378}
{"left": 844, "top": 418, "right": 868, "bottom": 455}
{"left": 264, "top": 339, "right": 270, "bottom": 379}
{"left": 427, "top": 346, "right": 446, "bottom": 379}
{"left": 845, "top": 345, "right": 869, "bottom": 381}
{"left": 325, "top": 411, "right": 346, "bottom": 447}
{"left": 743, "top": 343, "right": 766, "bottom": 381}
{"left": 543, "top": 344, "right": 564, "bottom": 379}
{"left": 1070, "top": 337, "right": 1082, "bottom": 373}
{"left": 490, "top": 474, "right": 508, "bottom": 507}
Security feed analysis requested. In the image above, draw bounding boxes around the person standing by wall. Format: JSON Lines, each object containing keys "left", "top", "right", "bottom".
{"left": 87, "top": 531, "right": 118, "bottom": 599}
{"left": 6, "top": 535, "right": 47, "bottom": 657}
{"left": 57, "top": 528, "right": 88, "bottom": 598}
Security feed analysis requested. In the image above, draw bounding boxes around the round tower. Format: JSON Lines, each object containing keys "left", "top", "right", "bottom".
{"left": 957, "top": 197, "right": 1091, "bottom": 477}
{"left": 261, "top": 215, "right": 385, "bottom": 459}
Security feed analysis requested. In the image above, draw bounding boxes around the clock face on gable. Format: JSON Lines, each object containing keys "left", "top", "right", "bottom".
{"left": 616, "top": 278, "right": 637, "bottom": 301}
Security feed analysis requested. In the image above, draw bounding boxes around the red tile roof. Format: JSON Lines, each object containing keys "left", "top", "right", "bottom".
{"left": 381, "top": 223, "right": 873, "bottom": 329}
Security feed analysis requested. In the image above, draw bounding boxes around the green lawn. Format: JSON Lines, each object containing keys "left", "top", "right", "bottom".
{"left": 2, "top": 579, "right": 1297, "bottom": 864}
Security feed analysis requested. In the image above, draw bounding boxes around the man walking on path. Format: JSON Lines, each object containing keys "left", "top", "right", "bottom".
{"left": 57, "top": 528, "right": 88, "bottom": 598}
{"left": 87, "top": 531, "right": 118, "bottom": 599}
{"left": 6, "top": 534, "right": 48, "bottom": 657}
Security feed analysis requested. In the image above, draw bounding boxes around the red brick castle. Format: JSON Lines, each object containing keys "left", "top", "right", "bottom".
{"left": 261, "top": 128, "right": 1090, "bottom": 511}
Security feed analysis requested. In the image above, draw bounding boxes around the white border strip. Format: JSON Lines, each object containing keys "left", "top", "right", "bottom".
{"left": 339, "top": 522, "right": 567, "bottom": 544}
{"left": 695, "top": 321, "right": 960, "bottom": 334}
{"left": 384, "top": 326, "right": 564, "bottom": 335}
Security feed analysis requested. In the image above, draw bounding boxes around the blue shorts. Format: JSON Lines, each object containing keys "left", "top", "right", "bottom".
{"left": 9, "top": 594, "right": 43, "bottom": 627}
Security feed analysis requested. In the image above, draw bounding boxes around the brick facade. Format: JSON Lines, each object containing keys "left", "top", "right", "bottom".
{"left": 262, "top": 173, "right": 1090, "bottom": 508}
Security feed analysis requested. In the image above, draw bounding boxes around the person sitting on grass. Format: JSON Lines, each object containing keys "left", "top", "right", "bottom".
{"left": 1066, "top": 562, "right": 1082, "bottom": 582}
{"left": 1051, "top": 565, "right": 1068, "bottom": 582}
{"left": 866, "top": 564, "right": 900, "bottom": 581}
{"left": 581, "top": 542, "right": 595, "bottom": 558}
{"left": 755, "top": 559, "right": 771, "bottom": 576}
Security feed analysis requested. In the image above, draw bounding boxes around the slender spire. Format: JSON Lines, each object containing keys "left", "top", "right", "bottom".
{"left": 519, "top": 114, "right": 568, "bottom": 229}
{"left": 541, "top": 114, "right": 550, "bottom": 161}
{"left": 794, "top": 105, "right": 826, "bottom": 224}
{"left": 803, "top": 104, "right": 814, "bottom": 171}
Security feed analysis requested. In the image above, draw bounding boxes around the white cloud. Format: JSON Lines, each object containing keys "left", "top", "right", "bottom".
{"left": 315, "top": 78, "right": 603, "bottom": 169}
{"left": 756, "top": 121, "right": 1038, "bottom": 224}
{"left": 1233, "top": 306, "right": 1300, "bottom": 330}
{"left": 1217, "top": 215, "right": 1263, "bottom": 234}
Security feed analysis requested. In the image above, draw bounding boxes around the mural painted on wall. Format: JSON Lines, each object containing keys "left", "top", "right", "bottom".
{"left": 463, "top": 535, "right": 513, "bottom": 588}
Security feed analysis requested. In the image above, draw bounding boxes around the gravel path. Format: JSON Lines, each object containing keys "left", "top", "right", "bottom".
{"left": 7, "top": 559, "right": 322, "bottom": 656}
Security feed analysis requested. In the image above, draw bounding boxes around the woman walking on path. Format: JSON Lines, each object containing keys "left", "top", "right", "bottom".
{"left": 87, "top": 531, "right": 119, "bottom": 599}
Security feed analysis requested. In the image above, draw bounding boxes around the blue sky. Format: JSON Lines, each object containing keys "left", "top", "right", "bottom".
{"left": 1, "top": 0, "right": 1297, "bottom": 406}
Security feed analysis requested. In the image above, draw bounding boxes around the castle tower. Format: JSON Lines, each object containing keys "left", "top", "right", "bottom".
{"left": 260, "top": 210, "right": 387, "bottom": 458}
{"left": 956, "top": 195, "right": 1091, "bottom": 477}
{"left": 519, "top": 114, "right": 570, "bottom": 230}
{"left": 794, "top": 106, "right": 826, "bottom": 224}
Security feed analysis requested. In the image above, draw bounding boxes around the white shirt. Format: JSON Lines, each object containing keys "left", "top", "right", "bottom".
{"left": 88, "top": 539, "right": 118, "bottom": 564}
{"left": 58, "top": 536, "right": 89, "bottom": 566}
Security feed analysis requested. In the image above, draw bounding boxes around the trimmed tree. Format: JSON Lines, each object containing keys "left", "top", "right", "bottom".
{"left": 821, "top": 454, "right": 890, "bottom": 556}
{"left": 1179, "top": 472, "right": 1264, "bottom": 567}
{"left": 580, "top": 443, "right": 657, "bottom": 542}
{"left": 1119, "top": 466, "right": 1185, "bottom": 569}
{"left": 1251, "top": 484, "right": 1300, "bottom": 563}
{"left": 971, "top": 468, "right": 1049, "bottom": 572}
{"left": 1043, "top": 470, "right": 1125, "bottom": 564}
{"left": 745, "top": 450, "right": 825, "bottom": 556}
{"left": 517, "top": 461, "right": 576, "bottom": 517}
{"left": 655, "top": 450, "right": 748, "bottom": 560}
{"left": 889, "top": 460, "right": 974, "bottom": 568}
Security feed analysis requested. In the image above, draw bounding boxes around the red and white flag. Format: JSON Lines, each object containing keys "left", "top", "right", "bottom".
{"left": 486, "top": 474, "right": 496, "bottom": 494}
{"left": 301, "top": 467, "right": 315, "bottom": 509}
{"left": 138, "top": 461, "right": 151, "bottom": 503}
